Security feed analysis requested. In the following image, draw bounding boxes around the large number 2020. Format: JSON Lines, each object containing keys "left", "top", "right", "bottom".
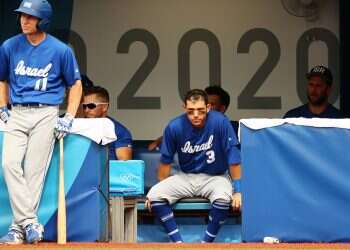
{"left": 116, "top": 28, "right": 339, "bottom": 109}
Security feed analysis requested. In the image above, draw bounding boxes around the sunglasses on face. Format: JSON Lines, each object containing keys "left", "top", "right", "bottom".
{"left": 82, "top": 102, "right": 109, "bottom": 110}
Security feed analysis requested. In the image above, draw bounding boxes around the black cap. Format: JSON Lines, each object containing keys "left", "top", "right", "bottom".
{"left": 306, "top": 65, "right": 333, "bottom": 85}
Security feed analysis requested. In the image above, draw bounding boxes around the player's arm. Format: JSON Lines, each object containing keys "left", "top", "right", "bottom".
{"left": 157, "top": 124, "right": 176, "bottom": 181}
{"left": 66, "top": 80, "right": 82, "bottom": 117}
{"left": 229, "top": 163, "right": 242, "bottom": 211}
{"left": 54, "top": 80, "right": 82, "bottom": 140}
{"left": 158, "top": 163, "right": 172, "bottom": 181}
{"left": 0, "top": 45, "right": 10, "bottom": 123}
{"left": 0, "top": 81, "right": 10, "bottom": 123}
{"left": 115, "top": 147, "right": 132, "bottom": 160}
{"left": 221, "top": 116, "right": 242, "bottom": 210}
{"left": 0, "top": 80, "right": 8, "bottom": 107}
{"left": 113, "top": 124, "right": 133, "bottom": 160}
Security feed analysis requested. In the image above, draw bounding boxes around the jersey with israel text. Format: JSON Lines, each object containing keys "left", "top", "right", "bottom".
{"left": 0, "top": 34, "right": 80, "bottom": 105}
{"left": 160, "top": 110, "right": 241, "bottom": 175}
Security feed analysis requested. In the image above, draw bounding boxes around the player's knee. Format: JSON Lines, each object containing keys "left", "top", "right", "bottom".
{"left": 214, "top": 198, "right": 231, "bottom": 204}
{"left": 2, "top": 159, "right": 21, "bottom": 173}
{"left": 211, "top": 192, "right": 231, "bottom": 204}
{"left": 146, "top": 185, "right": 164, "bottom": 201}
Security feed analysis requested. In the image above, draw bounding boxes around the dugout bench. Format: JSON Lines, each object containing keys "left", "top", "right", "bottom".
{"left": 111, "top": 196, "right": 241, "bottom": 243}
{"left": 109, "top": 141, "right": 241, "bottom": 243}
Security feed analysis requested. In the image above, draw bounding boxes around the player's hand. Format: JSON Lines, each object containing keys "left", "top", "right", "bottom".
{"left": 0, "top": 106, "right": 10, "bottom": 123}
{"left": 55, "top": 113, "right": 74, "bottom": 140}
{"left": 148, "top": 137, "right": 162, "bottom": 151}
{"left": 148, "top": 141, "right": 159, "bottom": 151}
{"left": 145, "top": 198, "right": 152, "bottom": 212}
{"left": 232, "top": 192, "right": 241, "bottom": 211}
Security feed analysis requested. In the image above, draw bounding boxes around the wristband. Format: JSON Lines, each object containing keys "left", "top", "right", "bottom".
{"left": 232, "top": 179, "right": 241, "bottom": 193}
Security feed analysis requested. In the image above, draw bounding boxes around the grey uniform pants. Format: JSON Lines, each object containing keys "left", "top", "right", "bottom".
{"left": 147, "top": 172, "right": 232, "bottom": 204}
{"left": 2, "top": 105, "right": 58, "bottom": 232}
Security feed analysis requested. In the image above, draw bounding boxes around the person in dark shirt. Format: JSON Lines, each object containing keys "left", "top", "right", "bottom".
{"left": 205, "top": 85, "right": 239, "bottom": 135}
{"left": 82, "top": 86, "right": 132, "bottom": 160}
{"left": 284, "top": 65, "right": 345, "bottom": 118}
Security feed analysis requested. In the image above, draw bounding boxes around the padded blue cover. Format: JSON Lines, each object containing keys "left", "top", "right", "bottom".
{"left": 241, "top": 123, "right": 350, "bottom": 242}
{"left": 110, "top": 160, "right": 145, "bottom": 196}
{"left": 0, "top": 134, "right": 108, "bottom": 242}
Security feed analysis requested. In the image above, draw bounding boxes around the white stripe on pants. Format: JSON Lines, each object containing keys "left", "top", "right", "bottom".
{"left": 2, "top": 105, "right": 58, "bottom": 232}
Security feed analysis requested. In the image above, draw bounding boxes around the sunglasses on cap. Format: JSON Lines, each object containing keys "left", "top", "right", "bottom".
{"left": 82, "top": 102, "right": 109, "bottom": 110}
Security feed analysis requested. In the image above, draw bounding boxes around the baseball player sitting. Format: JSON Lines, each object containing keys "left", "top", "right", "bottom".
{"left": 0, "top": 0, "right": 82, "bottom": 244}
{"left": 146, "top": 89, "right": 241, "bottom": 243}
{"left": 82, "top": 86, "right": 133, "bottom": 160}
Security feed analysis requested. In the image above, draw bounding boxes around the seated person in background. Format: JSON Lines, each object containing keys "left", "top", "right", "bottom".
{"left": 146, "top": 89, "right": 241, "bottom": 243}
{"left": 284, "top": 65, "right": 345, "bottom": 118}
{"left": 148, "top": 85, "right": 238, "bottom": 150}
{"left": 204, "top": 85, "right": 239, "bottom": 135}
{"left": 83, "top": 86, "right": 132, "bottom": 160}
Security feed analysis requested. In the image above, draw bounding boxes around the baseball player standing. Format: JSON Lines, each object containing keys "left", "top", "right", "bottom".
{"left": 0, "top": 0, "right": 82, "bottom": 244}
{"left": 146, "top": 89, "right": 241, "bottom": 243}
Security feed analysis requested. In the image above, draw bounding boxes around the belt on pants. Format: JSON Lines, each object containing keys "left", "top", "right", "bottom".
{"left": 12, "top": 103, "right": 46, "bottom": 107}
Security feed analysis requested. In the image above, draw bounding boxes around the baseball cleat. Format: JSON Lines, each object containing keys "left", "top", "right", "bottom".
{"left": 25, "top": 223, "right": 44, "bottom": 244}
{"left": 0, "top": 229, "right": 24, "bottom": 244}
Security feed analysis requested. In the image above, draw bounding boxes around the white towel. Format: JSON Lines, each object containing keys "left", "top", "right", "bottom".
{"left": 71, "top": 118, "right": 117, "bottom": 145}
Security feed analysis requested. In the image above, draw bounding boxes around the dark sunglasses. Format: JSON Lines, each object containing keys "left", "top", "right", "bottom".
{"left": 82, "top": 102, "right": 109, "bottom": 110}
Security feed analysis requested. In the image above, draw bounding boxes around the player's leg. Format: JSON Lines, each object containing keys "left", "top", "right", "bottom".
{"left": 197, "top": 174, "right": 232, "bottom": 243}
{"left": 1, "top": 108, "right": 31, "bottom": 243}
{"left": 147, "top": 172, "right": 194, "bottom": 242}
{"left": 24, "top": 106, "right": 57, "bottom": 215}
{"left": 22, "top": 106, "right": 57, "bottom": 243}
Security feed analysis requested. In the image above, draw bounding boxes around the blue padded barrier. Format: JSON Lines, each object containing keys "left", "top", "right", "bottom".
{"left": 241, "top": 123, "right": 350, "bottom": 242}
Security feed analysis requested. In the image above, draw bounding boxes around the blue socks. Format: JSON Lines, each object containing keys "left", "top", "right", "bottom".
{"left": 151, "top": 201, "right": 183, "bottom": 243}
{"left": 202, "top": 200, "right": 230, "bottom": 243}
{"left": 151, "top": 199, "right": 230, "bottom": 243}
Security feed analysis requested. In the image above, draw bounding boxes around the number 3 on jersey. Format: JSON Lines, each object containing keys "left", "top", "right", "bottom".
{"left": 206, "top": 150, "right": 215, "bottom": 164}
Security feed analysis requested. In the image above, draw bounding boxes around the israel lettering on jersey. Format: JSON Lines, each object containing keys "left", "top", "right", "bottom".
{"left": 160, "top": 110, "right": 241, "bottom": 175}
{"left": 14, "top": 60, "right": 53, "bottom": 92}
{"left": 181, "top": 135, "right": 213, "bottom": 154}
{"left": 0, "top": 34, "right": 81, "bottom": 105}
{"left": 14, "top": 60, "right": 52, "bottom": 78}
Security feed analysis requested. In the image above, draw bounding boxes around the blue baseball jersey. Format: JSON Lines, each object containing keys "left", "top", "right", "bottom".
{"left": 108, "top": 117, "right": 133, "bottom": 160}
{"left": 284, "top": 104, "right": 345, "bottom": 118}
{"left": 0, "top": 34, "right": 81, "bottom": 105}
{"left": 160, "top": 110, "right": 241, "bottom": 175}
